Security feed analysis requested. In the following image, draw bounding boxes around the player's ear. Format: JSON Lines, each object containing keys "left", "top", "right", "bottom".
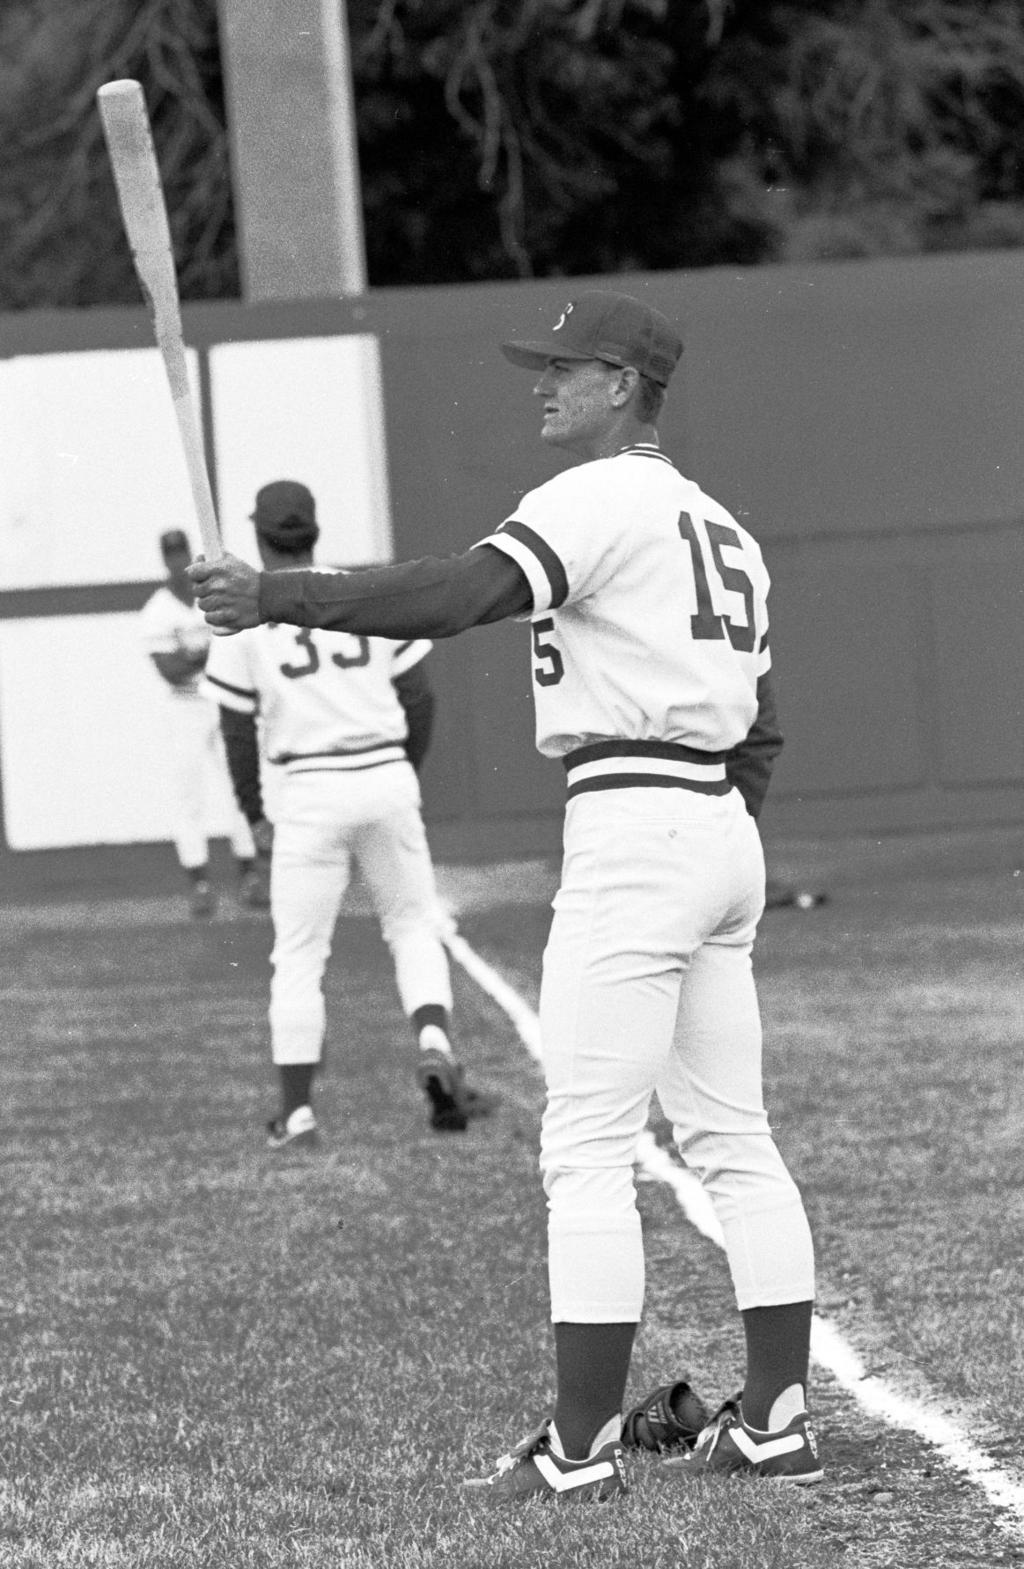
{"left": 611, "top": 365, "right": 639, "bottom": 405}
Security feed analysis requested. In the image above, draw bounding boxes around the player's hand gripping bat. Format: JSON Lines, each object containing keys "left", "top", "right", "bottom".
{"left": 97, "top": 79, "right": 223, "bottom": 562}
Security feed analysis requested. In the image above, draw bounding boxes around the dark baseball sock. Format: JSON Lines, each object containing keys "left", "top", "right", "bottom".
{"left": 410, "top": 1003, "right": 449, "bottom": 1039}
{"left": 186, "top": 864, "right": 210, "bottom": 884}
{"left": 740, "top": 1300, "right": 813, "bottom": 1430}
{"left": 279, "top": 1062, "right": 316, "bottom": 1119}
{"left": 553, "top": 1321, "right": 636, "bottom": 1459}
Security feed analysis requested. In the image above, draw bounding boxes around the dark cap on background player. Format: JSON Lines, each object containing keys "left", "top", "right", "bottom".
{"left": 251, "top": 480, "right": 320, "bottom": 554}
{"left": 159, "top": 528, "right": 191, "bottom": 559}
{"left": 500, "top": 290, "right": 683, "bottom": 387}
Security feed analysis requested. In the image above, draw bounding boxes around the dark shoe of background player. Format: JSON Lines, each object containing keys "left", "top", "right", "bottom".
{"left": 189, "top": 878, "right": 216, "bottom": 918}
{"left": 238, "top": 863, "right": 271, "bottom": 909}
{"left": 662, "top": 1395, "right": 824, "bottom": 1484}
{"left": 415, "top": 1048, "right": 497, "bottom": 1132}
{"left": 463, "top": 1418, "right": 628, "bottom": 1503}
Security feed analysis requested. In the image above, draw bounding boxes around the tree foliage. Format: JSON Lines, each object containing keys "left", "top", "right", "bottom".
{"left": 1, "top": 0, "right": 1023, "bottom": 309}
{"left": 0, "top": 0, "right": 235, "bottom": 309}
{"left": 706, "top": 0, "right": 1024, "bottom": 259}
{"left": 350, "top": 0, "right": 741, "bottom": 282}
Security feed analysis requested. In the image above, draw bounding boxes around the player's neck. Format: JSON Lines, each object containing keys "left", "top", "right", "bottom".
{"left": 577, "top": 419, "right": 659, "bottom": 463}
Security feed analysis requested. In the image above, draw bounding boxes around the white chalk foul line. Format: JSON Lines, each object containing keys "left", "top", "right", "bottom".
{"left": 445, "top": 926, "right": 1024, "bottom": 1537}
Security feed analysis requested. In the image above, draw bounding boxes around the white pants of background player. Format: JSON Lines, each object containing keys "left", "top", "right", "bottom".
{"left": 165, "top": 697, "right": 255, "bottom": 870}
{"left": 540, "top": 785, "right": 815, "bottom": 1323}
{"left": 267, "top": 761, "right": 452, "bottom": 1064}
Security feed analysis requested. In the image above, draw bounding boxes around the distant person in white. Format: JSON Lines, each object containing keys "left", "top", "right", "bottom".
{"left": 138, "top": 528, "right": 263, "bottom": 917}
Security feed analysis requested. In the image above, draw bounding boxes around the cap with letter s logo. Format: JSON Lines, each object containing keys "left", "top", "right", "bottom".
{"left": 500, "top": 290, "right": 682, "bottom": 386}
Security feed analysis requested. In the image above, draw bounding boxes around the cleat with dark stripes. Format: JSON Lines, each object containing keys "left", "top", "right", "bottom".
{"left": 463, "top": 1419, "right": 628, "bottom": 1503}
{"left": 662, "top": 1396, "right": 824, "bottom": 1484}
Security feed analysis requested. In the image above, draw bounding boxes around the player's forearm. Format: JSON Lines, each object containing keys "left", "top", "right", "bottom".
{"left": 393, "top": 663, "right": 436, "bottom": 772}
{"left": 401, "top": 688, "right": 436, "bottom": 772}
{"left": 726, "top": 673, "right": 784, "bottom": 820}
{"left": 258, "top": 548, "right": 530, "bottom": 639}
{"left": 218, "top": 706, "right": 264, "bottom": 823}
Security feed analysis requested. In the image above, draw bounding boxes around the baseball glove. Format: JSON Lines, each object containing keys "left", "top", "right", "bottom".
{"left": 621, "top": 1380, "right": 710, "bottom": 1453}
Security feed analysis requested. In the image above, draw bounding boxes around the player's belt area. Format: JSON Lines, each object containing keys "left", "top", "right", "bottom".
{"left": 280, "top": 743, "right": 409, "bottom": 776}
{"left": 563, "top": 740, "right": 730, "bottom": 799}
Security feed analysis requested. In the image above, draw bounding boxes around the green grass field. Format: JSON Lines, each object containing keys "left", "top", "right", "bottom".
{"left": 2, "top": 829, "right": 1023, "bottom": 1567}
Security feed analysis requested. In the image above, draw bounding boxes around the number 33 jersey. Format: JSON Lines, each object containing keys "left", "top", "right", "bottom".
{"left": 475, "top": 445, "right": 770, "bottom": 760}
{"left": 202, "top": 618, "right": 431, "bottom": 771}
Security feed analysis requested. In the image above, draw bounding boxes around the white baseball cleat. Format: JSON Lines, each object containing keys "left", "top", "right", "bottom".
{"left": 266, "top": 1105, "right": 318, "bottom": 1150}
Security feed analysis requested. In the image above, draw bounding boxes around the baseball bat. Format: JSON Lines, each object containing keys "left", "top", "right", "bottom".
{"left": 97, "top": 79, "right": 222, "bottom": 560}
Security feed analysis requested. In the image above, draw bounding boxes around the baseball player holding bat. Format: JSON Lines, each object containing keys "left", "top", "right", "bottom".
{"left": 201, "top": 481, "right": 496, "bottom": 1147}
{"left": 190, "top": 291, "right": 821, "bottom": 1498}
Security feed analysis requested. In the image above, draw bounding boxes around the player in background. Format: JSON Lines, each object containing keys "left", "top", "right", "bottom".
{"left": 202, "top": 480, "right": 496, "bottom": 1149}
{"left": 189, "top": 294, "right": 821, "bottom": 1495}
{"left": 138, "top": 528, "right": 265, "bottom": 918}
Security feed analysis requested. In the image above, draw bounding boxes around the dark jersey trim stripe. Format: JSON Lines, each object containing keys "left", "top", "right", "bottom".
{"left": 496, "top": 519, "right": 570, "bottom": 608}
{"left": 564, "top": 739, "right": 728, "bottom": 770}
{"left": 619, "top": 446, "right": 675, "bottom": 465}
{"left": 285, "top": 758, "right": 406, "bottom": 776}
{"left": 276, "top": 741, "right": 405, "bottom": 763}
{"left": 566, "top": 774, "right": 732, "bottom": 800}
{"left": 205, "top": 672, "right": 257, "bottom": 702}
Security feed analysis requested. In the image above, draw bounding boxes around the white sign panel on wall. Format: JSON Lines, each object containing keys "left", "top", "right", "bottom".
{"left": 209, "top": 334, "right": 393, "bottom": 567}
{"left": 0, "top": 349, "right": 205, "bottom": 588}
{"left": 0, "top": 614, "right": 244, "bottom": 851}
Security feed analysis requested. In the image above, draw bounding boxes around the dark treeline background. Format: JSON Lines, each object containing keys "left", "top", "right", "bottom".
{"left": 2, "top": 0, "right": 1024, "bottom": 308}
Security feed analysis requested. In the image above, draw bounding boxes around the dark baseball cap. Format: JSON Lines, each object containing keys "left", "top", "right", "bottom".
{"left": 251, "top": 480, "right": 319, "bottom": 548}
{"left": 500, "top": 290, "right": 683, "bottom": 387}
{"left": 251, "top": 480, "right": 316, "bottom": 531}
{"left": 159, "top": 528, "right": 190, "bottom": 556}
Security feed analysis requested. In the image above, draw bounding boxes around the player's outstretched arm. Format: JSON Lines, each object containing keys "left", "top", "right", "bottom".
{"left": 192, "top": 545, "right": 531, "bottom": 641}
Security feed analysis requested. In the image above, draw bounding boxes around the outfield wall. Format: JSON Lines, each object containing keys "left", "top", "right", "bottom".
{"left": 1, "top": 252, "right": 1022, "bottom": 869}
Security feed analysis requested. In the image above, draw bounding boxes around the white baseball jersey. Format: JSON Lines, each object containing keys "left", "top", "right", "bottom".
{"left": 475, "top": 446, "right": 770, "bottom": 766}
{"left": 138, "top": 585, "right": 212, "bottom": 699}
{"left": 201, "top": 621, "right": 432, "bottom": 774}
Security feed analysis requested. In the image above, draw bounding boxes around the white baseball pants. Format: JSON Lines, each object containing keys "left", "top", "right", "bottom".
{"left": 539, "top": 785, "right": 815, "bottom": 1321}
{"left": 165, "top": 697, "right": 255, "bottom": 869}
{"left": 267, "top": 761, "right": 452, "bottom": 1064}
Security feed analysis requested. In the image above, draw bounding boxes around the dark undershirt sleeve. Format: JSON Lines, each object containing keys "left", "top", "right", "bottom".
{"left": 218, "top": 705, "right": 264, "bottom": 824}
{"left": 726, "top": 672, "right": 784, "bottom": 820}
{"left": 258, "top": 545, "right": 533, "bottom": 640}
{"left": 392, "top": 660, "right": 436, "bottom": 773}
